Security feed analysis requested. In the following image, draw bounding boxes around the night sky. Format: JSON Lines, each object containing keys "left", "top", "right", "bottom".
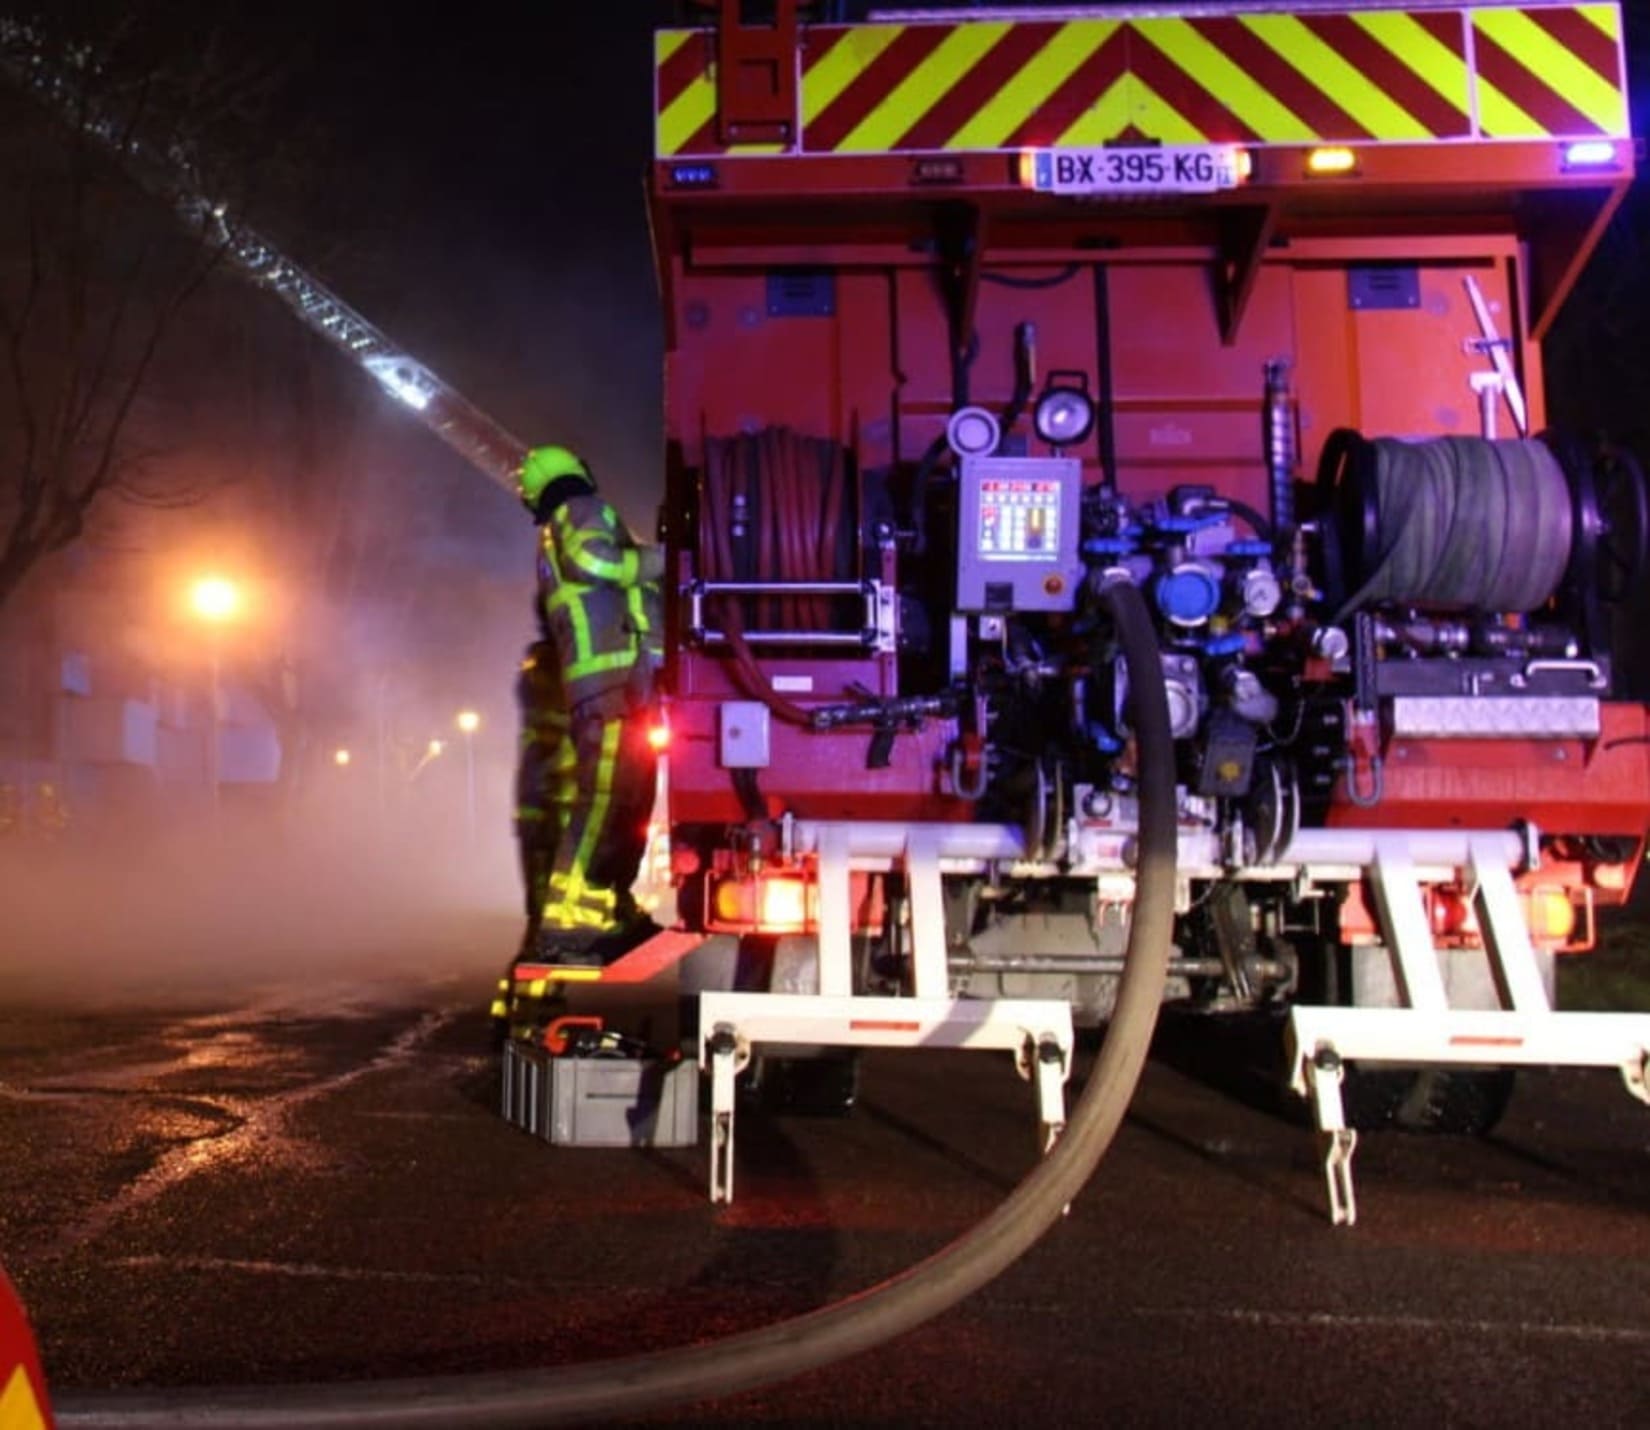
{"left": 10, "top": 1, "right": 1650, "bottom": 727}
{"left": 222, "top": 1, "right": 681, "bottom": 531}
{"left": 28, "top": 0, "right": 1650, "bottom": 526}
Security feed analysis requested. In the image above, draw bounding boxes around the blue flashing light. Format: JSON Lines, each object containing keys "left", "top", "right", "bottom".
{"left": 1204, "top": 633, "right": 1247, "bottom": 658}
{"left": 1562, "top": 140, "right": 1616, "bottom": 169}
{"left": 669, "top": 162, "right": 719, "bottom": 188}
{"left": 1225, "top": 540, "right": 1273, "bottom": 559}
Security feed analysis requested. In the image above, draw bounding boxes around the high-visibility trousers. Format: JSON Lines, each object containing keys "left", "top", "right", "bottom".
{"left": 539, "top": 689, "right": 658, "bottom": 938}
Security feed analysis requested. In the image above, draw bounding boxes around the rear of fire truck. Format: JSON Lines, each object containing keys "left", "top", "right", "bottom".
{"left": 650, "top": 0, "right": 1650, "bottom": 1218}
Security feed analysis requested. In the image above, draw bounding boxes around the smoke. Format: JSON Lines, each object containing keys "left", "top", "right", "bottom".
{"left": 0, "top": 4, "right": 673, "bottom": 1013}
{"left": 0, "top": 763, "right": 524, "bottom": 1009}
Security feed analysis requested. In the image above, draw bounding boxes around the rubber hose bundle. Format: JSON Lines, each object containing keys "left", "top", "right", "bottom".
{"left": 701, "top": 429, "right": 849, "bottom": 727}
{"left": 1336, "top": 435, "right": 1572, "bottom": 621}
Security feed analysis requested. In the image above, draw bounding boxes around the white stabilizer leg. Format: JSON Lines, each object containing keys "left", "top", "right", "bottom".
{"left": 707, "top": 1024, "right": 742, "bottom": 1204}
{"left": 1624, "top": 1052, "right": 1650, "bottom": 1108}
{"left": 1306, "top": 1042, "right": 1358, "bottom": 1228}
{"left": 1032, "top": 1035, "right": 1068, "bottom": 1153}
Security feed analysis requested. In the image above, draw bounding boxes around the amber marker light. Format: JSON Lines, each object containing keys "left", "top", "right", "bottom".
{"left": 1306, "top": 146, "right": 1357, "bottom": 175}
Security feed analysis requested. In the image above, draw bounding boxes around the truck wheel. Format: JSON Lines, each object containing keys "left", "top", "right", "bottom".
{"left": 1342, "top": 1065, "right": 1515, "bottom": 1136}
{"left": 752, "top": 1052, "right": 860, "bottom": 1117}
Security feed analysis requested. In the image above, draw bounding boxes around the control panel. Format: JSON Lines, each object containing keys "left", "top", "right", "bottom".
{"left": 955, "top": 456, "right": 1083, "bottom": 612}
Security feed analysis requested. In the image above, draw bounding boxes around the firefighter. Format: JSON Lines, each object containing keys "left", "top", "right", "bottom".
{"left": 489, "top": 639, "right": 579, "bottom": 1041}
{"left": 516, "top": 444, "right": 663, "bottom": 968}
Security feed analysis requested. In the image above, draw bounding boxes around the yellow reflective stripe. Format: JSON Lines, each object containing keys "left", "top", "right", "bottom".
{"left": 1472, "top": 77, "right": 1543, "bottom": 138}
{"left": 539, "top": 528, "right": 565, "bottom": 586}
{"left": 1134, "top": 18, "right": 1313, "bottom": 141}
{"left": 1056, "top": 73, "right": 1136, "bottom": 146}
{"left": 1579, "top": 3, "right": 1620, "bottom": 42}
{"left": 658, "top": 39, "right": 714, "bottom": 155}
{"left": 803, "top": 25, "right": 904, "bottom": 126}
{"left": 566, "top": 649, "right": 637, "bottom": 682}
{"left": 563, "top": 525, "right": 640, "bottom": 585}
{"left": 627, "top": 585, "right": 651, "bottom": 634}
{"left": 539, "top": 592, "right": 593, "bottom": 667}
{"left": 839, "top": 22, "right": 1011, "bottom": 153}
{"left": 489, "top": 998, "right": 509, "bottom": 1017}
{"left": 543, "top": 904, "right": 610, "bottom": 929}
{"left": 1475, "top": 8, "right": 1626, "bottom": 135}
{"left": 573, "top": 721, "right": 622, "bottom": 903}
{"left": 549, "top": 874, "right": 619, "bottom": 913}
{"left": 1350, "top": 10, "right": 1472, "bottom": 118}
{"left": 657, "top": 31, "right": 690, "bottom": 66}
{"left": 1241, "top": 13, "right": 1431, "bottom": 140}
{"left": 948, "top": 20, "right": 1118, "bottom": 150}
{"left": 1, "top": 1366, "right": 47, "bottom": 1430}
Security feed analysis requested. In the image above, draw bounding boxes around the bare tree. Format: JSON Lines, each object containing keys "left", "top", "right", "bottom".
{"left": 0, "top": 11, "right": 306, "bottom": 610}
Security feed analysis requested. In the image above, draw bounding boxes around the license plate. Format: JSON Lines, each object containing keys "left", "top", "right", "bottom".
{"left": 1027, "top": 146, "right": 1242, "bottom": 196}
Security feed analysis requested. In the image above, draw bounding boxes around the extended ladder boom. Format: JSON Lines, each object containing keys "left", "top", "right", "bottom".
{"left": 0, "top": 18, "right": 528, "bottom": 494}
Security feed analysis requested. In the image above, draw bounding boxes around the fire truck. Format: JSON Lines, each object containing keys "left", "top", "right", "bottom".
{"left": 6, "top": 2, "right": 1649, "bottom": 1226}
{"left": 636, "top": 0, "right": 1650, "bottom": 1219}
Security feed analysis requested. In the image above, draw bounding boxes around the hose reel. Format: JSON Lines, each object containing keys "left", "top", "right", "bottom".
{"left": 1316, "top": 429, "right": 1648, "bottom": 631}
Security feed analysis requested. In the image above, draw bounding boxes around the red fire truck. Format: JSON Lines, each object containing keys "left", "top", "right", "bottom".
{"left": 8, "top": 2, "right": 1645, "bottom": 1225}
{"left": 640, "top": 0, "right": 1650, "bottom": 1219}
{"left": 0, "top": 1268, "right": 53, "bottom": 1429}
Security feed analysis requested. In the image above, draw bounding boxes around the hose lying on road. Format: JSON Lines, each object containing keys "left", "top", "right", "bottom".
{"left": 56, "top": 581, "right": 1176, "bottom": 1430}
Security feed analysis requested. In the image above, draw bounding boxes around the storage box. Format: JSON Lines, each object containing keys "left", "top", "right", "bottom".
{"left": 501, "top": 1044, "right": 699, "bottom": 1147}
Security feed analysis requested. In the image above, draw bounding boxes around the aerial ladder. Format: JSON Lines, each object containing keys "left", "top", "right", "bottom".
{"left": 0, "top": 16, "right": 529, "bottom": 494}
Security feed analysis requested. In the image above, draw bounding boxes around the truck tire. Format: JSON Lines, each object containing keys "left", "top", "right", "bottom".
{"left": 1342, "top": 1064, "right": 1516, "bottom": 1136}
{"left": 751, "top": 1051, "right": 861, "bottom": 1117}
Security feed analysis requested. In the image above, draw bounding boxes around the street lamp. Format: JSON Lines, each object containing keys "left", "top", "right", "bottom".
{"left": 188, "top": 576, "right": 240, "bottom": 815}
{"left": 334, "top": 748, "right": 352, "bottom": 768}
{"left": 190, "top": 577, "right": 240, "bottom": 623}
{"left": 455, "top": 710, "right": 480, "bottom": 842}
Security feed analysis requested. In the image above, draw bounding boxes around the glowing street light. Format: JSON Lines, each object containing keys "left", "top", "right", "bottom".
{"left": 334, "top": 748, "right": 352, "bottom": 767}
{"left": 427, "top": 738, "right": 445, "bottom": 757}
{"left": 455, "top": 709, "right": 481, "bottom": 841}
{"left": 187, "top": 575, "right": 242, "bottom": 816}
{"left": 190, "top": 576, "right": 240, "bottom": 623}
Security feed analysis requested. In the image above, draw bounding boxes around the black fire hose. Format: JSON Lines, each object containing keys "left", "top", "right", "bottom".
{"left": 56, "top": 583, "right": 1176, "bottom": 1430}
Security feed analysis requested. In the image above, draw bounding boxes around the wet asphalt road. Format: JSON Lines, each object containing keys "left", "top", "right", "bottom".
{"left": 3, "top": 973, "right": 1650, "bottom": 1429}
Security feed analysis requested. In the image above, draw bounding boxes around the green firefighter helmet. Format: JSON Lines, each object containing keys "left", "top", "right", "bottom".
{"left": 518, "top": 445, "right": 594, "bottom": 513}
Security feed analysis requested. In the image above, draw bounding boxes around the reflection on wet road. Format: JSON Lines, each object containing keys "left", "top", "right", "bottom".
{"left": 3, "top": 991, "right": 1649, "bottom": 1426}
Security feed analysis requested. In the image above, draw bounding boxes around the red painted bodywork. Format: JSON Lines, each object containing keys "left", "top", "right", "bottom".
{"left": 1, "top": 1266, "right": 53, "bottom": 1428}
{"left": 648, "top": 9, "right": 1649, "bottom": 864}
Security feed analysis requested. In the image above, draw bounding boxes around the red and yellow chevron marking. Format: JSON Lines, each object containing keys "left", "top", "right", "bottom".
{"left": 2, "top": 1365, "right": 48, "bottom": 1430}
{"left": 1472, "top": 5, "right": 1627, "bottom": 138}
{"left": 656, "top": 4, "right": 1626, "bottom": 158}
{"left": 655, "top": 30, "right": 786, "bottom": 157}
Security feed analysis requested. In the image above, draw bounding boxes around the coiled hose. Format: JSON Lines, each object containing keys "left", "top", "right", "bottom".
{"left": 702, "top": 429, "right": 849, "bottom": 727}
{"left": 1327, "top": 433, "right": 1573, "bottom": 621}
{"left": 55, "top": 582, "right": 1176, "bottom": 1430}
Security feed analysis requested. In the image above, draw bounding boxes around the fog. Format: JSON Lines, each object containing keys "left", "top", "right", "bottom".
{"left": 0, "top": 1, "right": 681, "bottom": 1018}
{"left": 0, "top": 759, "right": 526, "bottom": 1009}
